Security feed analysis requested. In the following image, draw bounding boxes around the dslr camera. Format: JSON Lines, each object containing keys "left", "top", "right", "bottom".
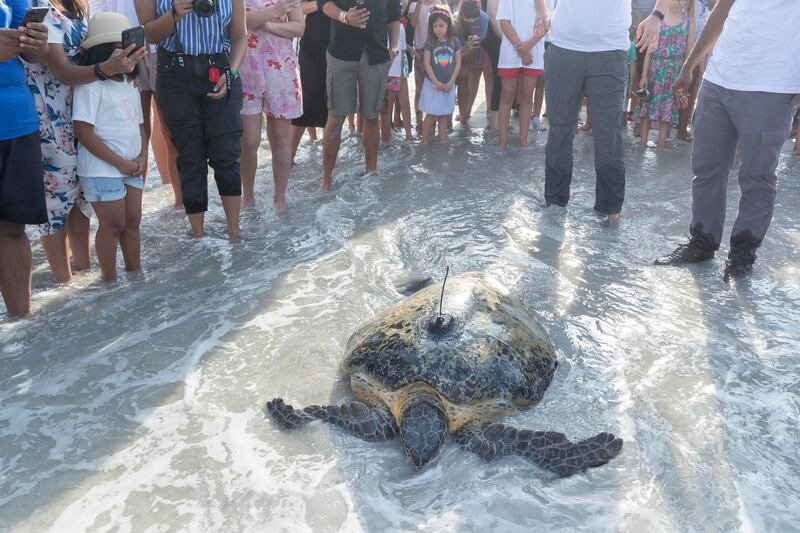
{"left": 193, "top": 0, "right": 215, "bottom": 17}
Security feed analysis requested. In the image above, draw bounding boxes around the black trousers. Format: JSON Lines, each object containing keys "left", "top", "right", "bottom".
{"left": 155, "top": 49, "right": 243, "bottom": 215}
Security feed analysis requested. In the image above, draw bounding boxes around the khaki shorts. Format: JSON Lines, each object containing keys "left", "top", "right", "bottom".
{"left": 326, "top": 50, "right": 391, "bottom": 119}
{"left": 136, "top": 52, "right": 158, "bottom": 93}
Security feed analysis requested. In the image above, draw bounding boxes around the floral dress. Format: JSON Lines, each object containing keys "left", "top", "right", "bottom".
{"left": 23, "top": 1, "right": 91, "bottom": 236}
{"left": 240, "top": 0, "right": 302, "bottom": 120}
{"left": 635, "top": 16, "right": 690, "bottom": 125}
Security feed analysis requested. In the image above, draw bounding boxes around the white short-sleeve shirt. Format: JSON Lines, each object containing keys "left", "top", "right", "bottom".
{"left": 73, "top": 79, "right": 143, "bottom": 178}
{"left": 548, "top": 0, "right": 631, "bottom": 52}
{"left": 496, "top": 0, "right": 545, "bottom": 70}
{"left": 704, "top": 0, "right": 800, "bottom": 94}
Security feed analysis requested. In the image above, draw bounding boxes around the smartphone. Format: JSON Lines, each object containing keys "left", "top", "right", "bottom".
{"left": 121, "top": 25, "right": 145, "bottom": 51}
{"left": 20, "top": 6, "right": 50, "bottom": 26}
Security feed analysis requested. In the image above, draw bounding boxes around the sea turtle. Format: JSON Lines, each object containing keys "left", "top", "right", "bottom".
{"left": 267, "top": 272, "right": 623, "bottom": 477}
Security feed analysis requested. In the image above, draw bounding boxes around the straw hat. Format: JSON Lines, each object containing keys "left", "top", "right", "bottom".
{"left": 81, "top": 11, "right": 131, "bottom": 49}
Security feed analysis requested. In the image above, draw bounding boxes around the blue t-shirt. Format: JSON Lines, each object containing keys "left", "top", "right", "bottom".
{"left": 0, "top": 0, "right": 38, "bottom": 141}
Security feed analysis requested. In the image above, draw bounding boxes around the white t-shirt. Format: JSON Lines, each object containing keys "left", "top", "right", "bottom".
{"left": 548, "top": 0, "right": 631, "bottom": 52}
{"left": 73, "top": 79, "right": 143, "bottom": 178}
{"left": 704, "top": 0, "right": 800, "bottom": 94}
{"left": 388, "top": 28, "right": 407, "bottom": 78}
{"left": 496, "top": 0, "right": 545, "bottom": 69}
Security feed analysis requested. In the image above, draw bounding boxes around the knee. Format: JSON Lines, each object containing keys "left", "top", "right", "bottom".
{"left": 0, "top": 221, "right": 26, "bottom": 241}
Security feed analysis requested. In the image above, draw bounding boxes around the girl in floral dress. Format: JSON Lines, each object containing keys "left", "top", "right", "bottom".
{"left": 636, "top": 0, "right": 695, "bottom": 150}
{"left": 240, "top": 0, "right": 304, "bottom": 212}
{"left": 23, "top": 0, "right": 144, "bottom": 282}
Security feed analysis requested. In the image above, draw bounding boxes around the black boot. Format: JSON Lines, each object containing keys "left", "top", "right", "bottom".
{"left": 654, "top": 238, "right": 716, "bottom": 266}
{"left": 723, "top": 248, "right": 756, "bottom": 282}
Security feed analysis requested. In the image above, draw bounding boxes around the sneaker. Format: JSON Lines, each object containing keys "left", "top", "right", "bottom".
{"left": 654, "top": 238, "right": 716, "bottom": 266}
{"left": 531, "top": 117, "right": 547, "bottom": 131}
{"left": 723, "top": 248, "right": 756, "bottom": 282}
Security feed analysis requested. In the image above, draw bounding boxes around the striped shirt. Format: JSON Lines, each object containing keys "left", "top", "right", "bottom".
{"left": 156, "top": 0, "right": 232, "bottom": 55}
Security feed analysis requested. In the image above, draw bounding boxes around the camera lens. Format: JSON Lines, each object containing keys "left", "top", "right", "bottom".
{"left": 193, "top": 0, "right": 215, "bottom": 17}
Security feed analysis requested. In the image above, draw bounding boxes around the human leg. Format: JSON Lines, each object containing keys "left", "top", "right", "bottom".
{"left": 533, "top": 73, "right": 545, "bottom": 122}
{"left": 421, "top": 114, "right": 436, "bottom": 144}
{"left": 290, "top": 125, "right": 305, "bottom": 163}
{"left": 139, "top": 91, "right": 153, "bottom": 183}
{"left": 322, "top": 115, "right": 346, "bottom": 189}
{"left": 153, "top": 105, "right": 182, "bottom": 208}
{"left": 266, "top": 116, "right": 292, "bottom": 212}
{"left": 399, "top": 80, "right": 413, "bottom": 139}
{"left": 203, "top": 78, "right": 244, "bottom": 236}
{"left": 517, "top": 73, "right": 538, "bottom": 146}
{"left": 67, "top": 207, "right": 90, "bottom": 270}
{"left": 156, "top": 74, "right": 210, "bottom": 236}
{"left": 120, "top": 183, "right": 143, "bottom": 271}
{"left": 358, "top": 53, "right": 390, "bottom": 173}
{"left": 41, "top": 229, "right": 71, "bottom": 283}
{"left": 240, "top": 113, "right": 264, "bottom": 208}
{"left": 437, "top": 116, "right": 448, "bottom": 143}
{"left": 544, "top": 46, "right": 586, "bottom": 207}
{"left": 584, "top": 49, "right": 627, "bottom": 217}
{"left": 91, "top": 198, "right": 127, "bottom": 281}
{"left": 640, "top": 117, "right": 651, "bottom": 145}
{"left": 0, "top": 222, "right": 33, "bottom": 316}
{"left": 688, "top": 81, "right": 739, "bottom": 248}
{"left": 498, "top": 73, "right": 519, "bottom": 149}
{"left": 656, "top": 120, "right": 670, "bottom": 150}
{"left": 322, "top": 53, "right": 359, "bottom": 189}
{"left": 724, "top": 89, "right": 794, "bottom": 277}
{"left": 381, "top": 90, "right": 398, "bottom": 143}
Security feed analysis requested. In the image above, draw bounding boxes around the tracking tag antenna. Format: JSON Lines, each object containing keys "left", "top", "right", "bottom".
{"left": 437, "top": 266, "right": 450, "bottom": 321}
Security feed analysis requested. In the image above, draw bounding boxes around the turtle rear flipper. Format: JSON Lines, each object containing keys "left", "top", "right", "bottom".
{"left": 266, "top": 398, "right": 398, "bottom": 442}
{"left": 455, "top": 423, "right": 623, "bottom": 477}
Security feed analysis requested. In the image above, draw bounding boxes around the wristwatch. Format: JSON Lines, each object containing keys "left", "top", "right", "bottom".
{"left": 652, "top": 9, "right": 665, "bottom": 20}
{"left": 94, "top": 63, "right": 111, "bottom": 81}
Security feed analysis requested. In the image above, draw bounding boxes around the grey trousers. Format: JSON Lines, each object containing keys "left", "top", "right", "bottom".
{"left": 690, "top": 81, "right": 794, "bottom": 251}
{"left": 544, "top": 45, "right": 628, "bottom": 214}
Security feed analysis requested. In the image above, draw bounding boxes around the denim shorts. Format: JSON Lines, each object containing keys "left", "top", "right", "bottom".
{"left": 80, "top": 175, "right": 144, "bottom": 203}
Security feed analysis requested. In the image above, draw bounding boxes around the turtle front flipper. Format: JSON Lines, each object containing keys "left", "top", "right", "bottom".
{"left": 454, "top": 423, "right": 623, "bottom": 477}
{"left": 266, "top": 398, "right": 398, "bottom": 442}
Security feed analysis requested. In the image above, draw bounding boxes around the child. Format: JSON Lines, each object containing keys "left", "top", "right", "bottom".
{"left": 496, "top": 0, "right": 546, "bottom": 148}
{"left": 635, "top": 0, "right": 695, "bottom": 149}
{"left": 381, "top": 24, "right": 413, "bottom": 142}
{"left": 419, "top": 6, "right": 462, "bottom": 144}
{"left": 73, "top": 12, "right": 146, "bottom": 281}
{"left": 455, "top": 0, "right": 489, "bottom": 127}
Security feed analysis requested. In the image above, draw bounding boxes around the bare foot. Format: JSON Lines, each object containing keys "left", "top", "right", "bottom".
{"left": 318, "top": 180, "right": 332, "bottom": 192}
{"left": 191, "top": 230, "right": 204, "bottom": 238}
{"left": 519, "top": 140, "right": 529, "bottom": 147}
{"left": 274, "top": 201, "right": 286, "bottom": 214}
{"left": 226, "top": 225, "right": 241, "bottom": 237}
{"left": 606, "top": 213, "right": 621, "bottom": 225}
{"left": 676, "top": 131, "right": 693, "bottom": 142}
{"left": 173, "top": 202, "right": 183, "bottom": 211}
{"left": 241, "top": 197, "right": 255, "bottom": 209}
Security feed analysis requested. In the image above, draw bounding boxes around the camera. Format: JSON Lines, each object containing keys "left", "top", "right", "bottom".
{"left": 635, "top": 87, "right": 652, "bottom": 102}
{"left": 193, "top": 0, "right": 215, "bottom": 18}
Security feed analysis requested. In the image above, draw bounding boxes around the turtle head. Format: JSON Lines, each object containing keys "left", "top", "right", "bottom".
{"left": 399, "top": 394, "right": 447, "bottom": 469}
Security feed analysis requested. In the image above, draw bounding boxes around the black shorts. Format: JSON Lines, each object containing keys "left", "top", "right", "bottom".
{"left": 0, "top": 131, "right": 46, "bottom": 225}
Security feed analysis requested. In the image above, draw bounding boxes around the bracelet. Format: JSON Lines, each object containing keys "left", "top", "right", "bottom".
{"left": 339, "top": 11, "right": 348, "bottom": 25}
{"left": 651, "top": 9, "right": 664, "bottom": 20}
{"left": 94, "top": 62, "right": 110, "bottom": 81}
{"left": 229, "top": 68, "right": 239, "bottom": 79}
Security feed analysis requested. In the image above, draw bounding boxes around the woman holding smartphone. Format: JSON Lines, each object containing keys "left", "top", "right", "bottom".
{"left": 23, "top": 0, "right": 144, "bottom": 283}
{"left": 135, "top": 0, "right": 247, "bottom": 237}
{"left": 239, "top": 0, "right": 304, "bottom": 212}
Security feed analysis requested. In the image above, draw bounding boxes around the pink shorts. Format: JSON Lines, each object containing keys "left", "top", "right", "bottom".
{"left": 498, "top": 68, "right": 543, "bottom": 79}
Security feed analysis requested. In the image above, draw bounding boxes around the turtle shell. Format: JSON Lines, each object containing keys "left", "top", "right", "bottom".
{"left": 342, "top": 273, "right": 557, "bottom": 406}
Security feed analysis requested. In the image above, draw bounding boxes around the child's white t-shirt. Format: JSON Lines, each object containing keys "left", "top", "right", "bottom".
{"left": 704, "top": 0, "right": 800, "bottom": 94}
{"left": 496, "top": 0, "right": 545, "bottom": 69}
{"left": 73, "top": 78, "right": 143, "bottom": 178}
{"left": 389, "top": 28, "right": 408, "bottom": 78}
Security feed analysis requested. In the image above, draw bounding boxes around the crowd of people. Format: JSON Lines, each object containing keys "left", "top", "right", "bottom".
{"left": 1, "top": 0, "right": 798, "bottom": 318}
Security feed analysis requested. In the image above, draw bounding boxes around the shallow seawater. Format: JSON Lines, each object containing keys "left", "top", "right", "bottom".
{"left": 1, "top": 125, "right": 799, "bottom": 533}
